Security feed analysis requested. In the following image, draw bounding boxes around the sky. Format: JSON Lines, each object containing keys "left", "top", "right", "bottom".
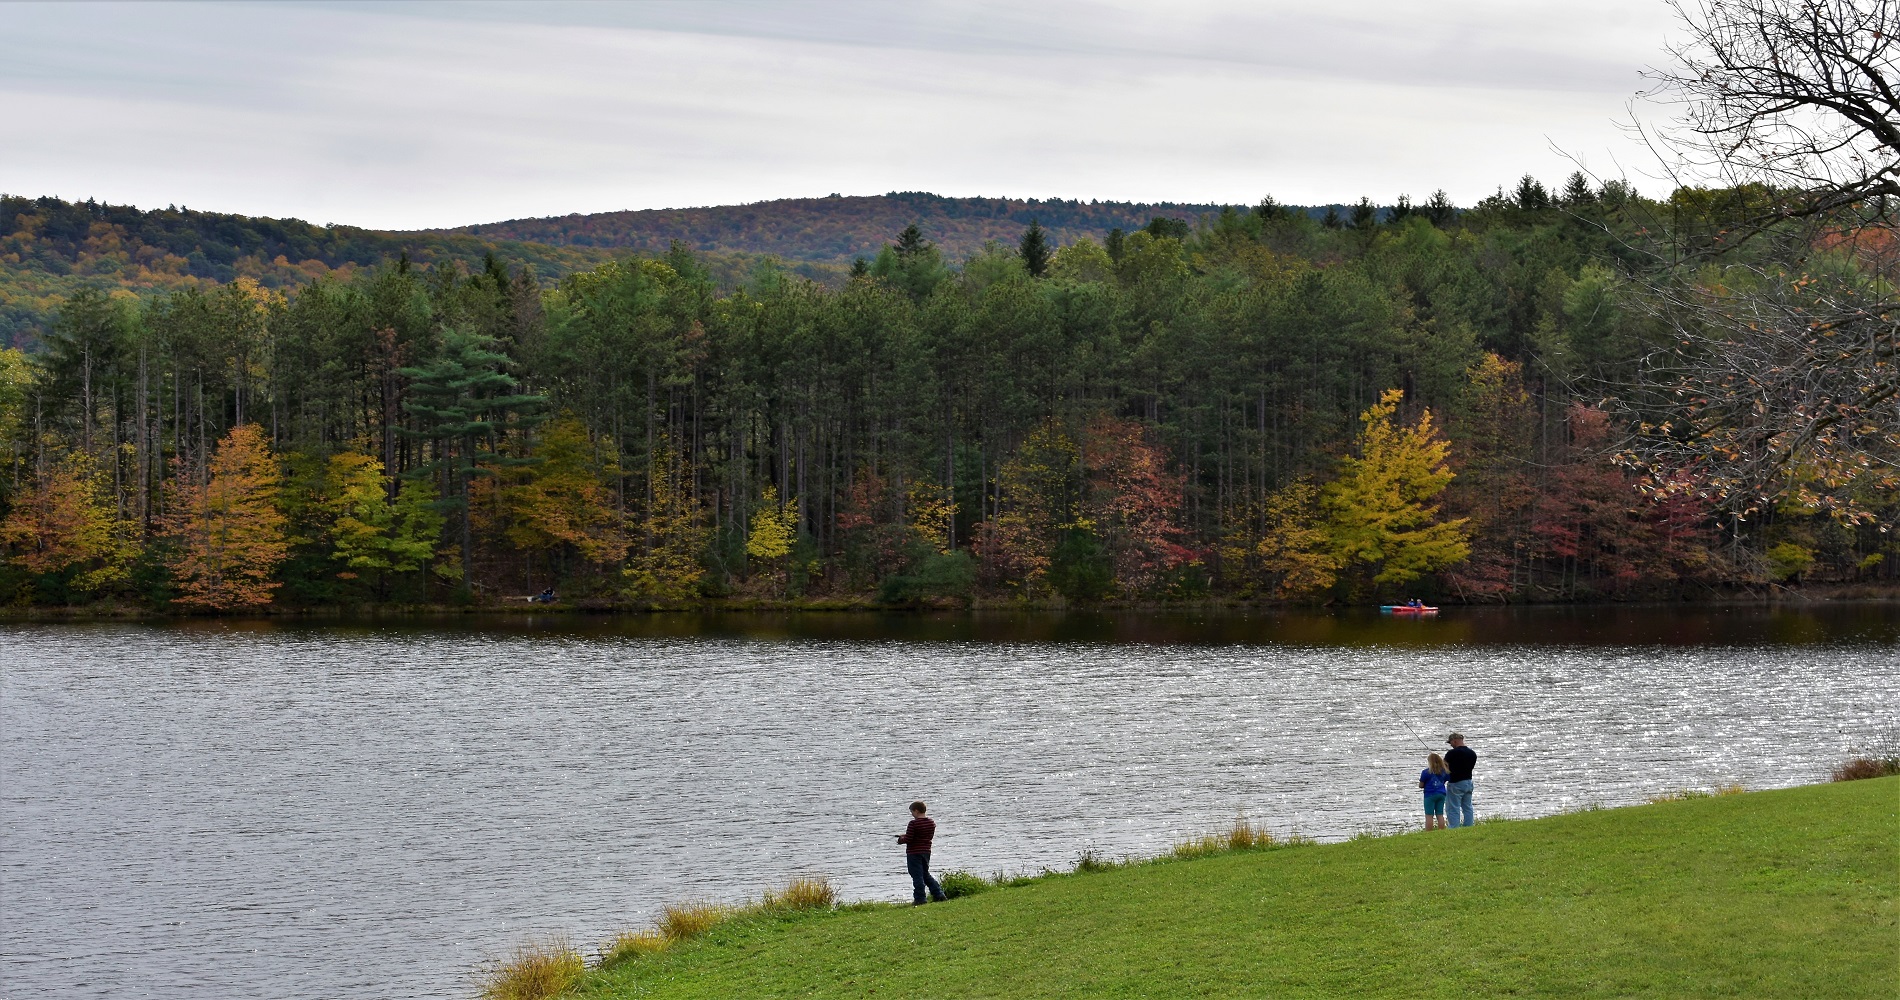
{"left": 0, "top": 0, "right": 1683, "bottom": 230}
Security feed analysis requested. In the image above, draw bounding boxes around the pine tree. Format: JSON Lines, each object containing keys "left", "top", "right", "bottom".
{"left": 1350, "top": 197, "right": 1379, "bottom": 229}
{"left": 1018, "top": 219, "right": 1051, "bottom": 277}
{"left": 401, "top": 327, "right": 547, "bottom": 593}
{"left": 1560, "top": 171, "right": 1597, "bottom": 207}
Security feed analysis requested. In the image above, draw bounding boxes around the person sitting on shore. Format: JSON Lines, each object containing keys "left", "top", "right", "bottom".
{"left": 896, "top": 801, "right": 946, "bottom": 905}
{"left": 1419, "top": 752, "right": 1450, "bottom": 831}
{"left": 532, "top": 587, "right": 555, "bottom": 603}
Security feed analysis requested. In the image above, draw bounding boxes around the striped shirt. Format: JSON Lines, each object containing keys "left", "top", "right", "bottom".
{"left": 899, "top": 816, "right": 936, "bottom": 855}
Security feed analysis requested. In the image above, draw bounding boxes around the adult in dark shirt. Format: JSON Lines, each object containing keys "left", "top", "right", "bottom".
{"left": 896, "top": 800, "right": 946, "bottom": 904}
{"left": 1444, "top": 733, "right": 1478, "bottom": 828}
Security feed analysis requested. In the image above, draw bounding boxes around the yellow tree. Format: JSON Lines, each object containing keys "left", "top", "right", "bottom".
{"left": 624, "top": 444, "right": 706, "bottom": 600}
{"left": 499, "top": 417, "right": 628, "bottom": 568}
{"left": 1324, "top": 389, "right": 1471, "bottom": 588}
{"left": 1256, "top": 479, "right": 1342, "bottom": 598}
{"left": 162, "top": 424, "right": 290, "bottom": 609}
{"left": 322, "top": 451, "right": 444, "bottom": 585}
{"left": 746, "top": 484, "right": 798, "bottom": 570}
{"left": 0, "top": 452, "right": 135, "bottom": 593}
{"left": 0, "top": 348, "right": 30, "bottom": 479}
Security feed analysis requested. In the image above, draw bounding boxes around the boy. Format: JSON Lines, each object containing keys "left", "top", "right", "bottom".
{"left": 897, "top": 801, "right": 946, "bottom": 904}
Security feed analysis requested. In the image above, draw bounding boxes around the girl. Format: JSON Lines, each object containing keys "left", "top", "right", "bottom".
{"left": 1419, "top": 753, "right": 1450, "bottom": 830}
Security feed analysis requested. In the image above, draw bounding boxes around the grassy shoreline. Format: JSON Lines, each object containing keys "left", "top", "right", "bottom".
{"left": 501, "top": 779, "right": 1896, "bottom": 999}
{"left": 3, "top": 586, "right": 1898, "bottom": 622}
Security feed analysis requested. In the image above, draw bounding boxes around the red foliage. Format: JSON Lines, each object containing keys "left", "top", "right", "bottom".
{"left": 1080, "top": 417, "right": 1198, "bottom": 591}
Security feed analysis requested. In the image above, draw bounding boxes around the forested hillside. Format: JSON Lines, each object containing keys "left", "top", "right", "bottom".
{"left": 1, "top": 172, "right": 1891, "bottom": 612}
{"left": 439, "top": 191, "right": 1322, "bottom": 265}
{"left": 0, "top": 195, "right": 844, "bottom": 347}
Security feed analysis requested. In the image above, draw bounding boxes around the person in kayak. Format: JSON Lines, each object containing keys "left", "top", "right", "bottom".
{"left": 897, "top": 801, "right": 946, "bottom": 905}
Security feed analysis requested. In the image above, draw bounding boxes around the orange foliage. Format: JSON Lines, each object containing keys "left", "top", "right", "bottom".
{"left": 0, "top": 452, "right": 133, "bottom": 591}
{"left": 160, "top": 424, "right": 290, "bottom": 609}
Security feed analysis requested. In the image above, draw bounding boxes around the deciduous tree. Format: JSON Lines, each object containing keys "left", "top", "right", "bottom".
{"left": 1324, "top": 390, "right": 1471, "bottom": 588}
{"left": 0, "top": 452, "right": 134, "bottom": 593}
{"left": 161, "top": 424, "right": 289, "bottom": 609}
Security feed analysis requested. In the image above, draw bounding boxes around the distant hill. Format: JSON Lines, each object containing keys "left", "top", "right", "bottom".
{"left": 0, "top": 195, "right": 837, "bottom": 347}
{"left": 434, "top": 192, "right": 1258, "bottom": 265}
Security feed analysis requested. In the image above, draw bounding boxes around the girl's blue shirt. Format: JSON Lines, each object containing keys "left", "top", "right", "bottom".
{"left": 1420, "top": 769, "right": 1449, "bottom": 795}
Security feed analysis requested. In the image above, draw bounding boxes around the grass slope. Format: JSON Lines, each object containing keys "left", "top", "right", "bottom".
{"left": 578, "top": 779, "right": 1898, "bottom": 999}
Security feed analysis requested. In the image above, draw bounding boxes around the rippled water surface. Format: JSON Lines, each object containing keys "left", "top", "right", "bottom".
{"left": 3, "top": 606, "right": 1896, "bottom": 999}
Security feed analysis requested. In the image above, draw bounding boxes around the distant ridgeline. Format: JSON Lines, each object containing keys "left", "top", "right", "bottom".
{"left": 0, "top": 195, "right": 841, "bottom": 347}
{"left": 434, "top": 191, "right": 1308, "bottom": 265}
{"left": 0, "top": 191, "right": 1332, "bottom": 347}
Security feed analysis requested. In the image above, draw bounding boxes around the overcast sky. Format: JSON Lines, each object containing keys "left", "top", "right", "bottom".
{"left": 1, "top": 0, "right": 1681, "bottom": 230}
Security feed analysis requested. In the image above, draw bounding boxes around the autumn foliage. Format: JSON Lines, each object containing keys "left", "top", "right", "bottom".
{"left": 160, "top": 424, "right": 290, "bottom": 609}
{"left": 0, "top": 452, "right": 134, "bottom": 593}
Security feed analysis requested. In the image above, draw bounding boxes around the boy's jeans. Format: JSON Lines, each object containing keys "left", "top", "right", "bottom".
{"left": 907, "top": 852, "right": 945, "bottom": 903}
{"left": 1446, "top": 780, "right": 1476, "bottom": 828}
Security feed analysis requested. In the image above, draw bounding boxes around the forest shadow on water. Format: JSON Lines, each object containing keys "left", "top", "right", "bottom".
{"left": 159, "top": 600, "right": 1900, "bottom": 648}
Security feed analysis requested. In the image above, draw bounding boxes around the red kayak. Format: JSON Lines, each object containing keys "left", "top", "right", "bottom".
{"left": 1380, "top": 604, "right": 1439, "bottom": 616}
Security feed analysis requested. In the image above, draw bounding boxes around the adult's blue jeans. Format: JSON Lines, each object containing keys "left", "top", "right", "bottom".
{"left": 1446, "top": 779, "right": 1476, "bottom": 828}
{"left": 907, "top": 852, "right": 945, "bottom": 904}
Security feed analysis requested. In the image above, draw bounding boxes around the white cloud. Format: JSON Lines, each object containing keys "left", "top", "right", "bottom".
{"left": 0, "top": 0, "right": 1678, "bottom": 229}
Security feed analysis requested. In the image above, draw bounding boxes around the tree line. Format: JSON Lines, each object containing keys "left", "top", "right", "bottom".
{"left": 1, "top": 167, "right": 1891, "bottom": 611}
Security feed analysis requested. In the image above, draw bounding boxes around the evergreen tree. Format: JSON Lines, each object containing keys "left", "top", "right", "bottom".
{"left": 1350, "top": 197, "right": 1379, "bottom": 229}
{"left": 1254, "top": 195, "right": 1294, "bottom": 222}
{"left": 1515, "top": 175, "right": 1552, "bottom": 211}
{"left": 1145, "top": 216, "right": 1191, "bottom": 240}
{"left": 1018, "top": 219, "right": 1051, "bottom": 278}
{"left": 400, "top": 327, "right": 547, "bottom": 593}
{"left": 1560, "top": 171, "right": 1597, "bottom": 207}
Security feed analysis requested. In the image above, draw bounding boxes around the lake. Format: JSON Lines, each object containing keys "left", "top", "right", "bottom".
{"left": 2, "top": 605, "right": 1895, "bottom": 998}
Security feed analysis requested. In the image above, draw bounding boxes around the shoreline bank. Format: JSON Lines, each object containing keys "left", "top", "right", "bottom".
{"left": 485, "top": 776, "right": 1899, "bottom": 999}
{"left": 3, "top": 585, "right": 1897, "bottom": 622}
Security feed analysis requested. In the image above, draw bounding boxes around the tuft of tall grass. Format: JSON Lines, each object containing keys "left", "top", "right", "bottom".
{"left": 1170, "top": 817, "right": 1281, "bottom": 859}
{"left": 1832, "top": 756, "right": 1900, "bottom": 781}
{"left": 1074, "top": 847, "right": 1122, "bottom": 873}
{"left": 657, "top": 900, "right": 731, "bottom": 942}
{"left": 598, "top": 929, "right": 669, "bottom": 970}
{"left": 761, "top": 876, "right": 837, "bottom": 912}
{"left": 478, "top": 939, "right": 585, "bottom": 1000}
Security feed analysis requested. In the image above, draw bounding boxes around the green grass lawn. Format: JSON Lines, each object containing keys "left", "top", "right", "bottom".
{"left": 575, "top": 778, "right": 1898, "bottom": 999}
